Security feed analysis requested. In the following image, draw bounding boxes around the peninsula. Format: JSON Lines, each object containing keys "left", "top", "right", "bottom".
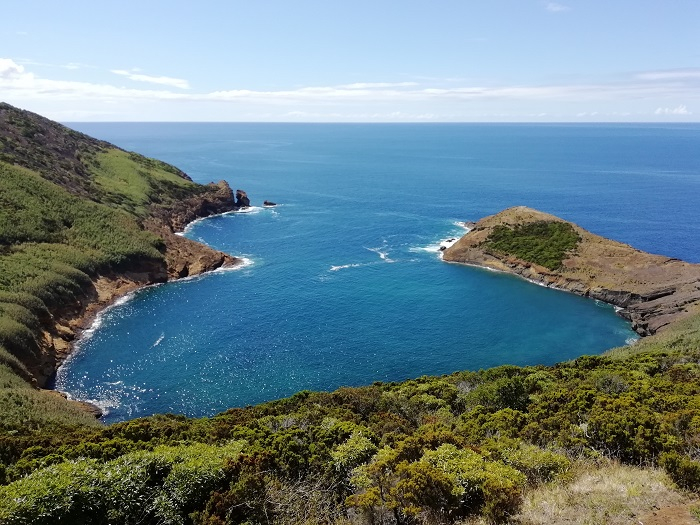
{"left": 443, "top": 206, "right": 700, "bottom": 336}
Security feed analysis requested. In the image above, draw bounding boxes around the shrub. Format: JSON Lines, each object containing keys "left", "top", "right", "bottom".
{"left": 660, "top": 451, "right": 700, "bottom": 491}
{"left": 482, "top": 220, "right": 581, "bottom": 270}
{"left": 487, "top": 440, "right": 570, "bottom": 484}
{"left": 0, "top": 441, "right": 247, "bottom": 524}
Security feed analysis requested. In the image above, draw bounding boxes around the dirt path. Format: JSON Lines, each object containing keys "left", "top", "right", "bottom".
{"left": 638, "top": 502, "right": 699, "bottom": 525}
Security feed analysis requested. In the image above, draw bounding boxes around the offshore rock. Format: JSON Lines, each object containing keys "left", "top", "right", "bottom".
{"left": 236, "top": 189, "right": 251, "bottom": 207}
{"left": 263, "top": 200, "right": 277, "bottom": 206}
{"left": 443, "top": 206, "right": 700, "bottom": 337}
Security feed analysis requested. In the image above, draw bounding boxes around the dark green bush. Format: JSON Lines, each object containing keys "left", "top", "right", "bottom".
{"left": 482, "top": 220, "right": 581, "bottom": 270}
{"left": 660, "top": 451, "right": 700, "bottom": 490}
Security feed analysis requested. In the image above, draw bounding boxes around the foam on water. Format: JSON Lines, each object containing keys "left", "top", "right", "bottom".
{"left": 366, "top": 245, "right": 395, "bottom": 263}
{"left": 329, "top": 263, "right": 366, "bottom": 272}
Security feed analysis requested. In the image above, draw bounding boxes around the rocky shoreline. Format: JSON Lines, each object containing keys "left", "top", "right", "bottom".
{"left": 442, "top": 206, "right": 700, "bottom": 337}
{"left": 37, "top": 182, "right": 244, "bottom": 400}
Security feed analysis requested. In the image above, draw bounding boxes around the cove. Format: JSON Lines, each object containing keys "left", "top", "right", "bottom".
{"left": 56, "top": 123, "right": 700, "bottom": 422}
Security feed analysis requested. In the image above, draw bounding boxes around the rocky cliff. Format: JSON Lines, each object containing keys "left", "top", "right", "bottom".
{"left": 442, "top": 206, "right": 700, "bottom": 336}
{"left": 38, "top": 185, "right": 242, "bottom": 387}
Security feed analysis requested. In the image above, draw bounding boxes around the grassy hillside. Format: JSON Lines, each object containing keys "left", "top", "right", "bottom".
{"left": 0, "top": 161, "right": 165, "bottom": 377}
{"left": 0, "top": 102, "right": 199, "bottom": 208}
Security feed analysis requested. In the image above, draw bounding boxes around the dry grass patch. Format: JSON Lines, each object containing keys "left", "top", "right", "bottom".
{"left": 515, "top": 460, "right": 688, "bottom": 525}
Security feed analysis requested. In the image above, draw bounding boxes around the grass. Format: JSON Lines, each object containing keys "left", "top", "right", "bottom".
{"left": 0, "top": 161, "right": 166, "bottom": 363}
{"left": 0, "top": 160, "right": 172, "bottom": 426}
{"left": 0, "top": 363, "right": 101, "bottom": 434}
{"left": 88, "top": 149, "right": 200, "bottom": 216}
{"left": 515, "top": 460, "right": 687, "bottom": 525}
{"left": 606, "top": 305, "right": 700, "bottom": 359}
{"left": 482, "top": 220, "right": 581, "bottom": 270}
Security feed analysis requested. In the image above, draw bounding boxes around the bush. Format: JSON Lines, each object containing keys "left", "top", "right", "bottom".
{"left": 660, "top": 451, "right": 700, "bottom": 491}
{"left": 482, "top": 220, "right": 581, "bottom": 270}
{"left": 0, "top": 441, "right": 247, "bottom": 524}
{"left": 487, "top": 440, "right": 570, "bottom": 484}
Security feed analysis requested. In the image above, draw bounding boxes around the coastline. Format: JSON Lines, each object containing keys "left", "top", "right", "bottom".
{"left": 442, "top": 206, "right": 700, "bottom": 337}
{"left": 41, "top": 207, "right": 244, "bottom": 416}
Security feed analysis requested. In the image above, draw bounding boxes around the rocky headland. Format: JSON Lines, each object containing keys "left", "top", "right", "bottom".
{"left": 0, "top": 102, "right": 245, "bottom": 389}
{"left": 39, "top": 185, "right": 243, "bottom": 389}
{"left": 443, "top": 206, "right": 700, "bottom": 336}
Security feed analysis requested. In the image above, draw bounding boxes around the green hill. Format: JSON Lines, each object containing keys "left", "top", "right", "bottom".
{"left": 0, "top": 104, "right": 698, "bottom": 524}
{"left": 0, "top": 102, "right": 237, "bottom": 423}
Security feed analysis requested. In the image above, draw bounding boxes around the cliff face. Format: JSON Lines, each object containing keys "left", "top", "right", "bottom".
{"left": 443, "top": 206, "right": 700, "bottom": 336}
{"left": 144, "top": 181, "right": 239, "bottom": 279}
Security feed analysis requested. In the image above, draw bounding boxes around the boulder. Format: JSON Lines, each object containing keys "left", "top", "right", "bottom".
{"left": 235, "top": 189, "right": 251, "bottom": 208}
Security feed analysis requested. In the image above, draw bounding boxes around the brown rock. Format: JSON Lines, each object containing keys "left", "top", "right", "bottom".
{"left": 235, "top": 189, "right": 251, "bottom": 207}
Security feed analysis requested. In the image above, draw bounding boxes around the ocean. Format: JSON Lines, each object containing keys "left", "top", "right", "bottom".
{"left": 54, "top": 123, "right": 700, "bottom": 422}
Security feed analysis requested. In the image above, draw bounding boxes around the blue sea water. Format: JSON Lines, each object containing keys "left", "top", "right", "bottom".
{"left": 55, "top": 123, "right": 700, "bottom": 423}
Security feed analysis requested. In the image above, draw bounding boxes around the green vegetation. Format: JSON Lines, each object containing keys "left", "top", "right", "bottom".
{"left": 0, "top": 103, "right": 223, "bottom": 434}
{"left": 2, "top": 103, "right": 699, "bottom": 523}
{"left": 0, "top": 162, "right": 165, "bottom": 373}
{"left": 1, "top": 317, "right": 699, "bottom": 523}
{"left": 482, "top": 221, "right": 581, "bottom": 270}
{"left": 88, "top": 149, "right": 204, "bottom": 216}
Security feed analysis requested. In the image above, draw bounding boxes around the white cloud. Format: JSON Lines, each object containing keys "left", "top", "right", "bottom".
{"left": 2, "top": 58, "right": 699, "bottom": 121}
{"left": 111, "top": 69, "right": 190, "bottom": 89}
{"left": 337, "top": 82, "right": 419, "bottom": 89}
{"left": 637, "top": 69, "right": 700, "bottom": 81}
{"left": 546, "top": 2, "right": 570, "bottom": 12}
{"left": 655, "top": 105, "right": 691, "bottom": 115}
{"left": 0, "top": 58, "right": 27, "bottom": 79}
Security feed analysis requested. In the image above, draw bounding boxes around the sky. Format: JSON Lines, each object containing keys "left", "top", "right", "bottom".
{"left": 1, "top": 0, "right": 699, "bottom": 122}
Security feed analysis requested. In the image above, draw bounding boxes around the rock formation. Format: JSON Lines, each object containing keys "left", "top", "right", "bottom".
{"left": 235, "top": 189, "right": 251, "bottom": 207}
{"left": 442, "top": 206, "right": 700, "bottom": 336}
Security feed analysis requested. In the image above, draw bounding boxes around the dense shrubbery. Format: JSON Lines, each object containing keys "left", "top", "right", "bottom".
{"left": 482, "top": 221, "right": 581, "bottom": 270}
{"left": 1, "top": 329, "right": 699, "bottom": 523}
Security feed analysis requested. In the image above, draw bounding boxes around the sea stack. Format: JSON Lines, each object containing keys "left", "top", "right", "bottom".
{"left": 235, "top": 189, "right": 251, "bottom": 207}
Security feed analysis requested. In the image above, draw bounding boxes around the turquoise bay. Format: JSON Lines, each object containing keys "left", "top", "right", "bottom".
{"left": 55, "top": 124, "right": 700, "bottom": 422}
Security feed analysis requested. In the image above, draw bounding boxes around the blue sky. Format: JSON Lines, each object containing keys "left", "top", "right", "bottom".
{"left": 2, "top": 0, "right": 699, "bottom": 122}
